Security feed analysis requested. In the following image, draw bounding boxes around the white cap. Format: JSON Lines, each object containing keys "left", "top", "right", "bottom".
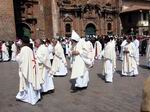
{"left": 71, "top": 30, "right": 80, "bottom": 42}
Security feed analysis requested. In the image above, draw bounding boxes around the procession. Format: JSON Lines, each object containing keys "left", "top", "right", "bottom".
{"left": 0, "top": 29, "right": 150, "bottom": 109}
{"left": 1, "top": 0, "right": 150, "bottom": 112}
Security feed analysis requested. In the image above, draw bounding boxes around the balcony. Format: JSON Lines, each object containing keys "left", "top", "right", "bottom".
{"left": 138, "top": 20, "right": 149, "bottom": 26}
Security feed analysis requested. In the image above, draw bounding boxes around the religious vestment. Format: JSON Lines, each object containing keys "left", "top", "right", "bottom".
{"left": 71, "top": 33, "right": 92, "bottom": 88}
{"left": 133, "top": 39, "right": 140, "bottom": 65}
{"left": 51, "top": 41, "right": 68, "bottom": 76}
{"left": 122, "top": 42, "right": 138, "bottom": 76}
{"left": 146, "top": 39, "right": 150, "bottom": 68}
{"left": 103, "top": 41, "right": 116, "bottom": 83}
{"left": 16, "top": 46, "right": 41, "bottom": 105}
{"left": 11, "top": 43, "right": 17, "bottom": 61}
{"left": 36, "top": 44, "right": 54, "bottom": 92}
{"left": 120, "top": 40, "right": 127, "bottom": 61}
{"left": 94, "top": 41, "right": 102, "bottom": 60}
{"left": 2, "top": 43, "right": 9, "bottom": 61}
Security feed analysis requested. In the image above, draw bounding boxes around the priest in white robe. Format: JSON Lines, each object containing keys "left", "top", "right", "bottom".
{"left": 133, "top": 36, "right": 140, "bottom": 65}
{"left": 51, "top": 38, "right": 68, "bottom": 76}
{"left": 122, "top": 37, "right": 138, "bottom": 76}
{"left": 2, "top": 41, "right": 9, "bottom": 61}
{"left": 16, "top": 37, "right": 41, "bottom": 105}
{"left": 103, "top": 37, "right": 116, "bottom": 83}
{"left": 146, "top": 38, "right": 150, "bottom": 68}
{"left": 70, "top": 30, "right": 92, "bottom": 89}
{"left": 94, "top": 39, "right": 102, "bottom": 60}
{"left": 35, "top": 39, "right": 54, "bottom": 93}
{"left": 120, "top": 37, "right": 127, "bottom": 61}
{"left": 11, "top": 42, "right": 17, "bottom": 61}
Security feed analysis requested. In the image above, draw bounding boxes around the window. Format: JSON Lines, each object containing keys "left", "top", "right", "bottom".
{"left": 107, "top": 23, "right": 112, "bottom": 31}
{"left": 65, "top": 24, "right": 71, "bottom": 32}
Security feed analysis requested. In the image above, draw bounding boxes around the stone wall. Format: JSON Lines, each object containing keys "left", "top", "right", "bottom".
{"left": 0, "top": 0, "right": 16, "bottom": 40}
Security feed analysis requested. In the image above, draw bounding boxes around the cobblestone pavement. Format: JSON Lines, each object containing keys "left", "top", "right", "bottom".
{"left": 0, "top": 56, "right": 149, "bottom": 112}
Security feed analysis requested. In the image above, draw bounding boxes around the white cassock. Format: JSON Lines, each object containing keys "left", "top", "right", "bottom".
{"left": 94, "top": 41, "right": 102, "bottom": 60}
{"left": 71, "top": 38, "right": 92, "bottom": 88}
{"left": 133, "top": 39, "right": 140, "bottom": 65}
{"left": 103, "top": 41, "right": 116, "bottom": 83}
{"left": 146, "top": 39, "right": 150, "bottom": 67}
{"left": 11, "top": 43, "right": 17, "bottom": 61}
{"left": 48, "top": 43, "right": 54, "bottom": 61}
{"left": 120, "top": 40, "right": 127, "bottom": 61}
{"left": 36, "top": 44, "right": 54, "bottom": 92}
{"left": 16, "top": 46, "right": 41, "bottom": 105}
{"left": 51, "top": 41, "right": 68, "bottom": 76}
{"left": 85, "top": 40, "right": 95, "bottom": 66}
{"left": 2, "top": 43, "right": 9, "bottom": 61}
{"left": 122, "top": 42, "right": 138, "bottom": 76}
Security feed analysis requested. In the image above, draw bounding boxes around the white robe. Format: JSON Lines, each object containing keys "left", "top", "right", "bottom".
{"left": 16, "top": 46, "right": 40, "bottom": 105}
{"left": 48, "top": 44, "right": 54, "bottom": 60}
{"left": 94, "top": 41, "right": 102, "bottom": 60}
{"left": 51, "top": 41, "right": 68, "bottom": 76}
{"left": 11, "top": 43, "right": 17, "bottom": 61}
{"left": 36, "top": 44, "right": 54, "bottom": 92}
{"left": 103, "top": 41, "right": 116, "bottom": 83}
{"left": 122, "top": 42, "right": 138, "bottom": 76}
{"left": 120, "top": 40, "right": 127, "bottom": 61}
{"left": 146, "top": 39, "right": 150, "bottom": 67}
{"left": 71, "top": 39, "right": 91, "bottom": 88}
{"left": 2, "top": 43, "right": 9, "bottom": 61}
{"left": 133, "top": 39, "right": 139, "bottom": 65}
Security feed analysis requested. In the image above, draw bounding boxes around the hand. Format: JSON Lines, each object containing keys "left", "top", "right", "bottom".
{"left": 72, "top": 51, "right": 79, "bottom": 55}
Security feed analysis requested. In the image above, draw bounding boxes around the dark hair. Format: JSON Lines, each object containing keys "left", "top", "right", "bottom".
{"left": 20, "top": 36, "right": 30, "bottom": 44}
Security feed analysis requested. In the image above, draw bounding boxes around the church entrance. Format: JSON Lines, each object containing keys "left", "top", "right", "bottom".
{"left": 85, "top": 23, "right": 96, "bottom": 36}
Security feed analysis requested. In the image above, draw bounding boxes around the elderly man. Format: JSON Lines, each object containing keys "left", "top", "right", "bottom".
{"left": 16, "top": 36, "right": 41, "bottom": 105}
{"left": 35, "top": 39, "right": 54, "bottom": 93}
{"left": 122, "top": 37, "right": 138, "bottom": 76}
{"left": 70, "top": 30, "right": 92, "bottom": 89}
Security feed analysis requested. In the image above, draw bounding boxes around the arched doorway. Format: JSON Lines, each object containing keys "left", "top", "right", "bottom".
{"left": 16, "top": 23, "right": 31, "bottom": 38}
{"left": 85, "top": 23, "right": 96, "bottom": 36}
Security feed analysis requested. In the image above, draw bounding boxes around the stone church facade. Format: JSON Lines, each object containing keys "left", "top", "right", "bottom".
{"left": 1, "top": 0, "right": 149, "bottom": 40}
{"left": 0, "top": 0, "right": 122, "bottom": 40}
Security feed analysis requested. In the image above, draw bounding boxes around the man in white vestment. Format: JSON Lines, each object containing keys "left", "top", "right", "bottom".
{"left": 133, "top": 36, "right": 140, "bottom": 65}
{"left": 70, "top": 30, "right": 92, "bottom": 89}
{"left": 120, "top": 37, "right": 127, "bottom": 61}
{"left": 2, "top": 41, "right": 9, "bottom": 61}
{"left": 16, "top": 37, "right": 41, "bottom": 105}
{"left": 46, "top": 39, "right": 54, "bottom": 64}
{"left": 103, "top": 37, "right": 116, "bottom": 83}
{"left": 35, "top": 39, "right": 54, "bottom": 93}
{"left": 146, "top": 38, "right": 150, "bottom": 68}
{"left": 94, "top": 39, "right": 102, "bottom": 60}
{"left": 11, "top": 42, "right": 17, "bottom": 61}
{"left": 51, "top": 38, "right": 68, "bottom": 76}
{"left": 85, "top": 37, "right": 95, "bottom": 66}
{"left": 122, "top": 37, "right": 138, "bottom": 76}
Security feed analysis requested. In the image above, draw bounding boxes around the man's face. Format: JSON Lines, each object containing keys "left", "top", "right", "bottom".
{"left": 52, "top": 39, "right": 57, "bottom": 46}
{"left": 34, "top": 40, "right": 40, "bottom": 48}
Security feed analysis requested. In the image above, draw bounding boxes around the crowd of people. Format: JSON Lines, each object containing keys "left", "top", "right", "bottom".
{"left": 0, "top": 31, "right": 150, "bottom": 110}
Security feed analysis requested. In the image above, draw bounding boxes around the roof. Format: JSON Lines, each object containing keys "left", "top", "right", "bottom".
{"left": 121, "top": 1, "right": 150, "bottom": 13}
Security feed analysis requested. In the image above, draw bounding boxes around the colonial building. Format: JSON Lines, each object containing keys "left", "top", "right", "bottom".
{"left": 56, "top": 0, "right": 121, "bottom": 37}
{"left": 0, "top": 0, "right": 149, "bottom": 40}
{"left": 120, "top": 0, "right": 150, "bottom": 35}
{"left": 13, "top": 0, "right": 53, "bottom": 39}
{"left": 12, "top": 0, "right": 121, "bottom": 39}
